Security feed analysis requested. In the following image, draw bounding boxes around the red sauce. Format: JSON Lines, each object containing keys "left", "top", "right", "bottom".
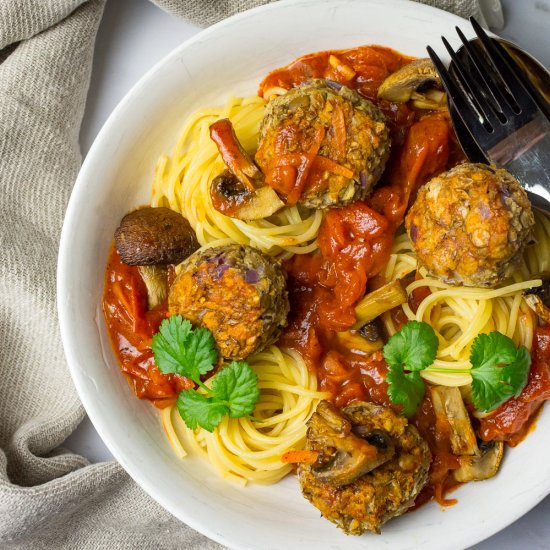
{"left": 102, "top": 45, "right": 549, "bottom": 510}
{"left": 411, "top": 394, "right": 461, "bottom": 507}
{"left": 103, "top": 247, "right": 193, "bottom": 407}
{"left": 269, "top": 46, "right": 465, "bottom": 508}
{"left": 259, "top": 45, "right": 413, "bottom": 103}
{"left": 478, "top": 325, "right": 550, "bottom": 445}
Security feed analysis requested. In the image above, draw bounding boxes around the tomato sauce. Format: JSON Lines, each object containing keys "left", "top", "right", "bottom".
{"left": 478, "top": 325, "right": 550, "bottom": 445}
{"left": 103, "top": 247, "right": 192, "bottom": 408}
{"left": 277, "top": 47, "right": 452, "bottom": 367}
{"left": 102, "top": 44, "right": 550, "bottom": 510}
{"left": 259, "top": 45, "right": 413, "bottom": 103}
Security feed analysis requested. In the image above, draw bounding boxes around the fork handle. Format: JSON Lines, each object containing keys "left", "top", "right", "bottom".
{"left": 489, "top": 114, "right": 550, "bottom": 211}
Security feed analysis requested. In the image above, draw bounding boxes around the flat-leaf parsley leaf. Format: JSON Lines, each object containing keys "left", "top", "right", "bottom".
{"left": 470, "top": 332, "right": 530, "bottom": 412}
{"left": 212, "top": 361, "right": 260, "bottom": 418}
{"left": 383, "top": 321, "right": 531, "bottom": 416}
{"left": 152, "top": 315, "right": 217, "bottom": 381}
{"left": 383, "top": 321, "right": 438, "bottom": 417}
{"left": 152, "top": 315, "right": 260, "bottom": 432}
{"left": 177, "top": 390, "right": 229, "bottom": 432}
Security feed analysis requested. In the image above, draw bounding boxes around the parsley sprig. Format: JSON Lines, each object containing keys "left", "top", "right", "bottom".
{"left": 383, "top": 321, "right": 531, "bottom": 417}
{"left": 152, "top": 315, "right": 260, "bottom": 432}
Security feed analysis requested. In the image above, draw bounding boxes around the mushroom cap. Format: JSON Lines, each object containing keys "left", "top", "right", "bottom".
{"left": 377, "top": 58, "right": 440, "bottom": 103}
{"left": 305, "top": 401, "right": 395, "bottom": 487}
{"left": 210, "top": 170, "right": 284, "bottom": 220}
{"left": 114, "top": 207, "right": 199, "bottom": 266}
{"left": 454, "top": 440, "right": 504, "bottom": 482}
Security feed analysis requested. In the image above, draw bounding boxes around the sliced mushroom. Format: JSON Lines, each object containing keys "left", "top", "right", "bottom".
{"left": 336, "top": 328, "right": 383, "bottom": 355}
{"left": 307, "top": 401, "right": 395, "bottom": 486}
{"left": 114, "top": 207, "right": 199, "bottom": 266}
{"left": 378, "top": 58, "right": 446, "bottom": 110}
{"left": 359, "top": 318, "right": 386, "bottom": 342}
{"left": 524, "top": 273, "right": 550, "bottom": 324}
{"left": 454, "top": 440, "right": 504, "bottom": 482}
{"left": 429, "top": 386, "right": 478, "bottom": 456}
{"left": 209, "top": 119, "right": 284, "bottom": 220}
{"left": 210, "top": 170, "right": 284, "bottom": 220}
{"left": 353, "top": 280, "right": 407, "bottom": 329}
{"left": 210, "top": 118, "right": 264, "bottom": 191}
{"left": 137, "top": 265, "right": 168, "bottom": 310}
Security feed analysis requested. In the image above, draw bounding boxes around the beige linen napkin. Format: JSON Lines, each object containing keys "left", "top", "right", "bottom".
{"left": 0, "top": 1, "right": 500, "bottom": 548}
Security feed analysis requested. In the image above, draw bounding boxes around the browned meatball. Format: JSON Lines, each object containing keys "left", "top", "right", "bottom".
{"left": 255, "top": 80, "right": 390, "bottom": 209}
{"left": 168, "top": 244, "right": 289, "bottom": 360}
{"left": 406, "top": 163, "right": 534, "bottom": 287}
{"left": 298, "top": 401, "right": 430, "bottom": 535}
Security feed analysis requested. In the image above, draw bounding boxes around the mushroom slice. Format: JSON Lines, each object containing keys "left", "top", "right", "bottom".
{"left": 307, "top": 401, "right": 395, "bottom": 487}
{"left": 336, "top": 328, "right": 383, "bottom": 355}
{"left": 378, "top": 58, "right": 446, "bottom": 110}
{"left": 454, "top": 440, "right": 504, "bottom": 482}
{"left": 524, "top": 274, "right": 550, "bottom": 324}
{"left": 138, "top": 265, "right": 168, "bottom": 310}
{"left": 429, "top": 386, "right": 478, "bottom": 456}
{"left": 353, "top": 280, "right": 407, "bottom": 329}
{"left": 209, "top": 119, "right": 284, "bottom": 219}
{"left": 210, "top": 170, "right": 284, "bottom": 220}
{"left": 114, "top": 207, "right": 199, "bottom": 266}
{"left": 210, "top": 118, "right": 264, "bottom": 191}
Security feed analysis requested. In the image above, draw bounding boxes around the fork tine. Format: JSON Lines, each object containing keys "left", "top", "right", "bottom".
{"left": 469, "top": 17, "right": 538, "bottom": 114}
{"left": 426, "top": 46, "right": 488, "bottom": 137}
{"left": 454, "top": 26, "right": 515, "bottom": 119}
{"left": 440, "top": 36, "right": 501, "bottom": 130}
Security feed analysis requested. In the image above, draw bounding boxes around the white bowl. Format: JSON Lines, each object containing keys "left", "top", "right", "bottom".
{"left": 57, "top": 1, "right": 550, "bottom": 548}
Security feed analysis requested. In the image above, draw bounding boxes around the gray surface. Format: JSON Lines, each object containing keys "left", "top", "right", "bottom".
{"left": 66, "top": 0, "right": 550, "bottom": 547}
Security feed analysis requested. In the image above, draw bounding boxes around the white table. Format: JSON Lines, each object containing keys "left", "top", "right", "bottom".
{"left": 66, "top": 0, "right": 550, "bottom": 547}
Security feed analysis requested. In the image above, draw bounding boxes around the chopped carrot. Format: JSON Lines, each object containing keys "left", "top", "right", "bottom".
{"left": 330, "top": 102, "right": 347, "bottom": 161}
{"left": 311, "top": 156, "right": 354, "bottom": 178}
{"left": 281, "top": 449, "right": 319, "bottom": 464}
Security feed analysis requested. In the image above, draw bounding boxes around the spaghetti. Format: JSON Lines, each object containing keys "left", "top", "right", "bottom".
{"left": 380, "top": 211, "right": 550, "bottom": 387}
{"left": 151, "top": 96, "right": 322, "bottom": 259}
{"left": 161, "top": 346, "right": 328, "bottom": 484}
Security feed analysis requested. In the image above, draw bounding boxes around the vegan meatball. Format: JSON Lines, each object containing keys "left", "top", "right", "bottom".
{"left": 255, "top": 80, "right": 390, "bottom": 209}
{"left": 168, "top": 244, "right": 289, "bottom": 360}
{"left": 298, "top": 401, "right": 430, "bottom": 535}
{"left": 406, "top": 163, "right": 534, "bottom": 287}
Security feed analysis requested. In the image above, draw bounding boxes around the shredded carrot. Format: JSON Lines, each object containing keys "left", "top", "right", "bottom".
{"left": 311, "top": 156, "right": 354, "bottom": 178}
{"left": 330, "top": 102, "right": 347, "bottom": 161}
{"left": 281, "top": 449, "right": 319, "bottom": 464}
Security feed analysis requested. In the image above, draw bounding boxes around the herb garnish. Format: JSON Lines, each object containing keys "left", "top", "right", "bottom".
{"left": 152, "top": 315, "right": 260, "bottom": 432}
{"left": 383, "top": 321, "right": 531, "bottom": 417}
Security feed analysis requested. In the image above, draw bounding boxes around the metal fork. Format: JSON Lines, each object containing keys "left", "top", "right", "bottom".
{"left": 427, "top": 17, "right": 550, "bottom": 210}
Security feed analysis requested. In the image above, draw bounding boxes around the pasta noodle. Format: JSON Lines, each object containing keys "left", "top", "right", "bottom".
{"left": 161, "top": 346, "right": 328, "bottom": 485}
{"left": 151, "top": 96, "right": 322, "bottom": 259}
{"left": 381, "top": 211, "right": 550, "bottom": 387}
{"left": 152, "top": 92, "right": 550, "bottom": 485}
